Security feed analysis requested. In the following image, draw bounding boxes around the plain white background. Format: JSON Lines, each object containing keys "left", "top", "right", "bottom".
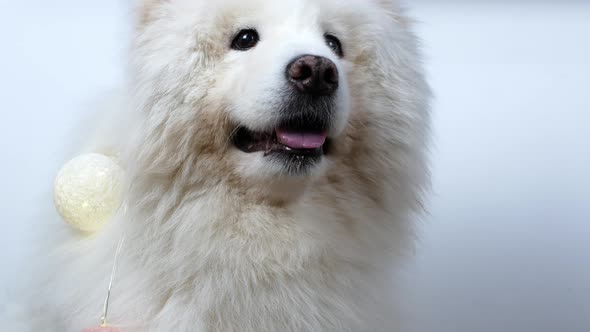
{"left": 0, "top": 1, "right": 588, "bottom": 331}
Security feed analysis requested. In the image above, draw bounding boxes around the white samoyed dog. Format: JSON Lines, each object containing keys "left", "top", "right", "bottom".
{"left": 9, "top": 0, "right": 431, "bottom": 331}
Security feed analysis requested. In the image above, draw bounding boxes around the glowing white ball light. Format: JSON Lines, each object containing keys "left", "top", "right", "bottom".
{"left": 53, "top": 153, "right": 124, "bottom": 233}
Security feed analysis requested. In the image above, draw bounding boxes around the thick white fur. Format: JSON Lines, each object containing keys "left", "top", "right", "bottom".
{"left": 11, "top": 0, "right": 430, "bottom": 331}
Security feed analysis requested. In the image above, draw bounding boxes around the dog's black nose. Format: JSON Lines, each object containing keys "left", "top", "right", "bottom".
{"left": 287, "top": 55, "right": 339, "bottom": 96}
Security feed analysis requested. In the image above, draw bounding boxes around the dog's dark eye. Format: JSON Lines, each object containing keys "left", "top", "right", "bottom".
{"left": 231, "top": 29, "right": 260, "bottom": 51}
{"left": 324, "top": 34, "right": 343, "bottom": 57}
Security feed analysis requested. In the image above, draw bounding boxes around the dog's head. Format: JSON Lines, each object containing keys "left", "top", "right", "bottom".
{"left": 130, "top": 0, "right": 429, "bottom": 203}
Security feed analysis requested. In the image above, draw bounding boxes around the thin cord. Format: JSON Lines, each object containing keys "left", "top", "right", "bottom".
{"left": 100, "top": 234, "right": 126, "bottom": 327}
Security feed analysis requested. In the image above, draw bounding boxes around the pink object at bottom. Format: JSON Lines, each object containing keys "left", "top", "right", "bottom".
{"left": 82, "top": 327, "right": 121, "bottom": 332}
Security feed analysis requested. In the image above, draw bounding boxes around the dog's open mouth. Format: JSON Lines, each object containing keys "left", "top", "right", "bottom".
{"left": 233, "top": 126, "right": 330, "bottom": 158}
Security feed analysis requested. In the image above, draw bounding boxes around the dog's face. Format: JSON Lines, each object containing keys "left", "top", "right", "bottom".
{"left": 216, "top": 6, "right": 350, "bottom": 177}
{"left": 131, "top": 0, "right": 428, "bottom": 202}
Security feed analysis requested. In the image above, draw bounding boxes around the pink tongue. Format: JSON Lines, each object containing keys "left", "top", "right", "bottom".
{"left": 276, "top": 129, "right": 327, "bottom": 149}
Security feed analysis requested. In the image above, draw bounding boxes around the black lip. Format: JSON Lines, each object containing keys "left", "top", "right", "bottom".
{"left": 232, "top": 126, "right": 327, "bottom": 174}
{"left": 265, "top": 145, "right": 324, "bottom": 158}
{"left": 232, "top": 126, "right": 328, "bottom": 157}
{"left": 232, "top": 91, "right": 335, "bottom": 170}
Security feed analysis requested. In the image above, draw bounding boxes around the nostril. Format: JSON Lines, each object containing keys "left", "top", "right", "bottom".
{"left": 299, "top": 63, "right": 313, "bottom": 81}
{"left": 289, "top": 61, "right": 313, "bottom": 81}
{"left": 324, "top": 66, "right": 338, "bottom": 85}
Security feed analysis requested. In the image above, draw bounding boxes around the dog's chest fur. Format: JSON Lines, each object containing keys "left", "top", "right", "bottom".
{"left": 48, "top": 181, "right": 401, "bottom": 332}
